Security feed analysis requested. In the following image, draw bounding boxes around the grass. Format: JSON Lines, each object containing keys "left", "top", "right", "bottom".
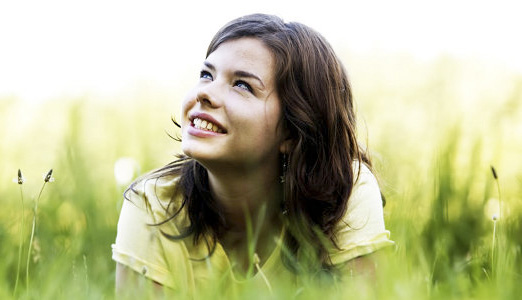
{"left": 1, "top": 52, "right": 521, "bottom": 299}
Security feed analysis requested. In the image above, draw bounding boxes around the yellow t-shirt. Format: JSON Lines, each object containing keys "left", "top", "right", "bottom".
{"left": 112, "top": 163, "right": 394, "bottom": 296}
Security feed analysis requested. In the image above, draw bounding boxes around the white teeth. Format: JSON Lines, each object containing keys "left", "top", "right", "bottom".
{"left": 193, "top": 118, "right": 222, "bottom": 133}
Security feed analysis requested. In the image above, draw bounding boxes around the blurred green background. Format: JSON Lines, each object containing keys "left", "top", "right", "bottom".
{"left": 2, "top": 50, "right": 521, "bottom": 299}
{"left": 1, "top": 0, "right": 522, "bottom": 299}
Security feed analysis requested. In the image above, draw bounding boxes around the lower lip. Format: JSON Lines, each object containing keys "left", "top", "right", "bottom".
{"left": 187, "top": 125, "right": 224, "bottom": 137}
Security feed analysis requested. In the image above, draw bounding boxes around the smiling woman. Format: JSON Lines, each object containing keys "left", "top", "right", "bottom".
{"left": 182, "top": 38, "right": 285, "bottom": 171}
{"left": 112, "top": 13, "right": 394, "bottom": 297}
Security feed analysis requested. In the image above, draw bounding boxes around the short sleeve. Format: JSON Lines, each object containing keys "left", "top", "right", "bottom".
{"left": 329, "top": 163, "right": 395, "bottom": 265}
{"left": 111, "top": 177, "right": 187, "bottom": 290}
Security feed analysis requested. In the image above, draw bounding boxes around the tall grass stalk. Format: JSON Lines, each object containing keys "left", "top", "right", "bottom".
{"left": 253, "top": 253, "right": 272, "bottom": 294}
{"left": 26, "top": 169, "right": 53, "bottom": 292}
{"left": 14, "top": 169, "right": 25, "bottom": 295}
{"left": 491, "top": 166, "right": 501, "bottom": 219}
{"left": 83, "top": 255, "right": 89, "bottom": 292}
{"left": 491, "top": 215, "right": 498, "bottom": 276}
{"left": 490, "top": 166, "right": 501, "bottom": 277}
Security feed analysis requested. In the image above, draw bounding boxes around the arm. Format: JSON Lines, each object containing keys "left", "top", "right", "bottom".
{"left": 112, "top": 183, "right": 178, "bottom": 297}
{"left": 115, "top": 262, "right": 166, "bottom": 298}
{"left": 345, "top": 255, "right": 376, "bottom": 278}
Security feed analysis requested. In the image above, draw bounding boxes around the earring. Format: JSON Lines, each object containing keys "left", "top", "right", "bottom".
{"left": 281, "top": 153, "right": 288, "bottom": 215}
{"left": 280, "top": 153, "right": 287, "bottom": 183}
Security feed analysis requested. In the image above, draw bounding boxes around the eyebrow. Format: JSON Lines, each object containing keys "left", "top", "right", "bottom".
{"left": 204, "top": 61, "right": 265, "bottom": 89}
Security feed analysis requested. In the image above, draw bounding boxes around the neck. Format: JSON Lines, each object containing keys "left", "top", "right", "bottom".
{"left": 205, "top": 161, "right": 283, "bottom": 232}
{"left": 201, "top": 159, "right": 284, "bottom": 275}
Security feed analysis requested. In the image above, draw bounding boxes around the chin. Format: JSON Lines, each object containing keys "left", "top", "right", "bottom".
{"left": 180, "top": 133, "right": 196, "bottom": 157}
{"left": 182, "top": 145, "right": 211, "bottom": 163}
{"left": 181, "top": 144, "right": 196, "bottom": 159}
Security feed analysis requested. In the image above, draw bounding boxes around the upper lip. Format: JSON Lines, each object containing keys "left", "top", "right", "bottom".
{"left": 189, "top": 111, "right": 227, "bottom": 132}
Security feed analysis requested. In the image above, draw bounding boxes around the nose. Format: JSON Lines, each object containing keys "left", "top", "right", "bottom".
{"left": 196, "top": 83, "right": 222, "bottom": 108}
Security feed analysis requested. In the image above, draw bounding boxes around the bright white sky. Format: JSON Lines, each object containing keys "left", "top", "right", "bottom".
{"left": 1, "top": 0, "right": 521, "bottom": 102}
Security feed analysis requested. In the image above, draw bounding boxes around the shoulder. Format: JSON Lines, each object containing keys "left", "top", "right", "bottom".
{"left": 341, "top": 162, "right": 383, "bottom": 229}
{"left": 125, "top": 172, "right": 182, "bottom": 216}
{"left": 113, "top": 172, "right": 188, "bottom": 290}
{"left": 328, "top": 161, "right": 394, "bottom": 264}
{"left": 348, "top": 161, "right": 382, "bottom": 212}
{"left": 352, "top": 161, "right": 378, "bottom": 186}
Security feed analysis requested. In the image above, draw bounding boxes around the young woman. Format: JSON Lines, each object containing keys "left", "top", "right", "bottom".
{"left": 112, "top": 13, "right": 394, "bottom": 297}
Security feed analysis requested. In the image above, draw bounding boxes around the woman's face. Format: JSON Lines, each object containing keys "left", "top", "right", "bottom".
{"left": 181, "top": 37, "right": 285, "bottom": 170}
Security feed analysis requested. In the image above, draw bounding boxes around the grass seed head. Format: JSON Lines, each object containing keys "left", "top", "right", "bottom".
{"left": 490, "top": 166, "right": 498, "bottom": 179}
{"left": 44, "top": 169, "right": 54, "bottom": 182}
{"left": 17, "top": 169, "right": 24, "bottom": 184}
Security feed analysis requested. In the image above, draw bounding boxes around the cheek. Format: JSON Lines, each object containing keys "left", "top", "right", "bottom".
{"left": 264, "top": 100, "right": 283, "bottom": 136}
{"left": 240, "top": 104, "right": 282, "bottom": 142}
{"left": 181, "top": 91, "right": 197, "bottom": 118}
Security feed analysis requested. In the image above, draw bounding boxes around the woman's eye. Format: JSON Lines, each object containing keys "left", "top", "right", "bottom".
{"left": 234, "top": 80, "right": 253, "bottom": 93}
{"left": 200, "top": 70, "right": 213, "bottom": 80}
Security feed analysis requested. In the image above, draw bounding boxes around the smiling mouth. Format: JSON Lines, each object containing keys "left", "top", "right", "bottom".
{"left": 192, "top": 117, "right": 225, "bottom": 133}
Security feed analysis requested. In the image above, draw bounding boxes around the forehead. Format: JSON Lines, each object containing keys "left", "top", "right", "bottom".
{"left": 207, "top": 38, "right": 275, "bottom": 81}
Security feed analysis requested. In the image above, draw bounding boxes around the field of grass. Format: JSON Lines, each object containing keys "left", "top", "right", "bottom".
{"left": 1, "top": 52, "right": 521, "bottom": 299}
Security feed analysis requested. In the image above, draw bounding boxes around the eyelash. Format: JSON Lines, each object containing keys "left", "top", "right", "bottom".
{"left": 199, "top": 70, "right": 254, "bottom": 94}
{"left": 200, "top": 70, "right": 213, "bottom": 80}
{"left": 234, "top": 80, "right": 253, "bottom": 93}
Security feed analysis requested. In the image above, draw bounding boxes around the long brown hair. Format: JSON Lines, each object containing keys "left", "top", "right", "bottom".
{"left": 126, "top": 13, "right": 375, "bottom": 273}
